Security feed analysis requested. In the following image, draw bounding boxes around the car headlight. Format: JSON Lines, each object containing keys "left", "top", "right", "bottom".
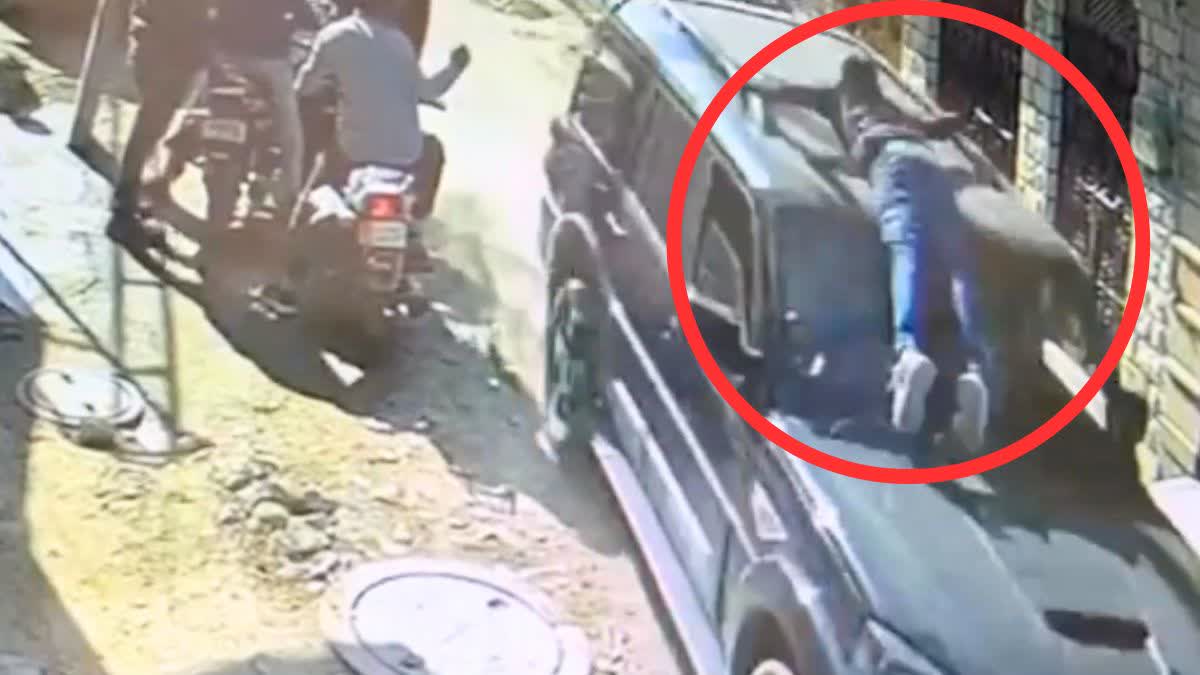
{"left": 852, "top": 620, "right": 946, "bottom": 675}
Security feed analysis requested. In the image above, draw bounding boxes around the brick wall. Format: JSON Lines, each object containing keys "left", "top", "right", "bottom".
{"left": 1128, "top": 0, "right": 1200, "bottom": 482}
{"left": 1014, "top": 0, "right": 1063, "bottom": 221}
{"left": 898, "top": 15, "right": 939, "bottom": 98}
{"left": 809, "top": 1, "right": 907, "bottom": 69}
{"left": 899, "top": 0, "right": 1200, "bottom": 483}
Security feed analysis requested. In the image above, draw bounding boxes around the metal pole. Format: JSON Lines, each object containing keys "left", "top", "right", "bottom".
{"left": 69, "top": 0, "right": 120, "bottom": 153}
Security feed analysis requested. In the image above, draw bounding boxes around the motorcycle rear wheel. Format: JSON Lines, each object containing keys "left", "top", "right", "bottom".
{"left": 295, "top": 267, "right": 393, "bottom": 368}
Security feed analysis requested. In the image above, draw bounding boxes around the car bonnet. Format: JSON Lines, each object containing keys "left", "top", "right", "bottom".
{"left": 771, "top": 413, "right": 1200, "bottom": 675}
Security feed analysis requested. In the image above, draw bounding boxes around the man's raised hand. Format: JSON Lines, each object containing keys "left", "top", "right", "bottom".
{"left": 450, "top": 45, "right": 472, "bottom": 70}
{"left": 924, "top": 109, "right": 971, "bottom": 140}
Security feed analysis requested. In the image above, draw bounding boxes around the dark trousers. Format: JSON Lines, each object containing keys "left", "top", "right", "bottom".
{"left": 113, "top": 39, "right": 202, "bottom": 214}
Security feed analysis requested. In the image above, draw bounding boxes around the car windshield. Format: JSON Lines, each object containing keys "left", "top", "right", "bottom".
{"left": 769, "top": 203, "right": 895, "bottom": 421}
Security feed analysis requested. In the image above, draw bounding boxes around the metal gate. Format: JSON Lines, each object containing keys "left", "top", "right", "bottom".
{"left": 937, "top": 0, "right": 1025, "bottom": 177}
{"left": 1054, "top": 0, "right": 1140, "bottom": 348}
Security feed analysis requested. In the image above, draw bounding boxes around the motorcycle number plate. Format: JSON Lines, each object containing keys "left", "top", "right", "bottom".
{"left": 203, "top": 118, "right": 248, "bottom": 144}
{"left": 363, "top": 220, "right": 408, "bottom": 249}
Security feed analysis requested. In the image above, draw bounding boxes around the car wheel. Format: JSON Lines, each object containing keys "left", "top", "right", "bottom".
{"left": 541, "top": 276, "right": 605, "bottom": 464}
{"left": 748, "top": 659, "right": 796, "bottom": 675}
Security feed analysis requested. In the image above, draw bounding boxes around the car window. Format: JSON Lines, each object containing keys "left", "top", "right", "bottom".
{"left": 691, "top": 219, "right": 744, "bottom": 324}
{"left": 628, "top": 88, "right": 694, "bottom": 232}
{"left": 774, "top": 204, "right": 888, "bottom": 350}
{"left": 570, "top": 41, "right": 640, "bottom": 165}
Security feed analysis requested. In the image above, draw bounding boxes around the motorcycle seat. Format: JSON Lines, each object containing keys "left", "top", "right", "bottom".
{"left": 305, "top": 185, "right": 357, "bottom": 225}
{"left": 344, "top": 165, "right": 419, "bottom": 212}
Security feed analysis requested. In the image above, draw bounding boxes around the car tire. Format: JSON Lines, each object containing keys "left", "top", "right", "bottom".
{"left": 541, "top": 275, "right": 606, "bottom": 465}
{"left": 747, "top": 659, "right": 797, "bottom": 675}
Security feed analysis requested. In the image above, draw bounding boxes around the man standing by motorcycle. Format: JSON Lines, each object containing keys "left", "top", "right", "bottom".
{"left": 207, "top": 0, "right": 321, "bottom": 218}
{"left": 109, "top": 0, "right": 211, "bottom": 249}
{"left": 749, "top": 55, "right": 994, "bottom": 453}
{"left": 255, "top": 0, "right": 470, "bottom": 313}
{"left": 112, "top": 0, "right": 321, "bottom": 247}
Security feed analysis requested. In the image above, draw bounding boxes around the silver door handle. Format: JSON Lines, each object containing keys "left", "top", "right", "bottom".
{"left": 603, "top": 211, "right": 628, "bottom": 238}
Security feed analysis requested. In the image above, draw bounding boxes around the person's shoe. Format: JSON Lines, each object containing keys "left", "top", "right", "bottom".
{"left": 105, "top": 210, "right": 165, "bottom": 251}
{"left": 889, "top": 348, "right": 938, "bottom": 434}
{"left": 952, "top": 368, "right": 989, "bottom": 454}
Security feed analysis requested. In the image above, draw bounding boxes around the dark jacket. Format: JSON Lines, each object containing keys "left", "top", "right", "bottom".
{"left": 128, "top": 0, "right": 212, "bottom": 65}
{"left": 330, "top": 0, "right": 430, "bottom": 55}
{"left": 211, "top": 0, "right": 321, "bottom": 59}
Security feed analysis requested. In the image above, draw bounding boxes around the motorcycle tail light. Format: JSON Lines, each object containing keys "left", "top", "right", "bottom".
{"left": 366, "top": 194, "right": 403, "bottom": 219}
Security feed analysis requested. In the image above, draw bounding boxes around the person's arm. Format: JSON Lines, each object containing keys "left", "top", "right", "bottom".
{"left": 295, "top": 29, "right": 336, "bottom": 98}
{"left": 416, "top": 46, "right": 471, "bottom": 102}
{"left": 753, "top": 82, "right": 828, "bottom": 108}
{"left": 918, "top": 110, "right": 970, "bottom": 140}
{"left": 746, "top": 80, "right": 838, "bottom": 129}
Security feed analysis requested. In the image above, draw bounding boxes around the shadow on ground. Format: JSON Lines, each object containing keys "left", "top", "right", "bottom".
{"left": 0, "top": 275, "right": 105, "bottom": 674}
{"left": 1, "top": 2, "right": 137, "bottom": 101}
{"left": 129, "top": 183, "right": 631, "bottom": 561}
{"left": 932, "top": 384, "right": 1200, "bottom": 634}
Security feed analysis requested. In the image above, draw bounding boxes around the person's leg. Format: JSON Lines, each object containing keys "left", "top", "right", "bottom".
{"left": 873, "top": 152, "right": 937, "bottom": 434}
{"left": 299, "top": 101, "right": 325, "bottom": 185}
{"left": 413, "top": 133, "right": 444, "bottom": 220}
{"left": 145, "top": 69, "right": 207, "bottom": 201}
{"left": 405, "top": 134, "right": 444, "bottom": 273}
{"left": 111, "top": 44, "right": 197, "bottom": 241}
{"left": 115, "top": 68, "right": 186, "bottom": 213}
{"left": 935, "top": 206, "right": 993, "bottom": 453}
{"left": 256, "top": 146, "right": 351, "bottom": 316}
{"left": 242, "top": 56, "right": 305, "bottom": 214}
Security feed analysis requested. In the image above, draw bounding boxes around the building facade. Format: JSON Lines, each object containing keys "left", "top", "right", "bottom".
{"left": 855, "top": 0, "right": 1200, "bottom": 520}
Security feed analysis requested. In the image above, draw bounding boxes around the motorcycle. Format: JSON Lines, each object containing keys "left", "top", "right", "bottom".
{"left": 287, "top": 100, "right": 445, "bottom": 367}
{"left": 173, "top": 27, "right": 324, "bottom": 227}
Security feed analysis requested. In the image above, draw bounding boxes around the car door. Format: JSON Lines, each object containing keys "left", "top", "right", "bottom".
{"left": 549, "top": 28, "right": 736, "bottom": 622}
{"left": 677, "top": 171, "right": 777, "bottom": 622}
{"left": 602, "top": 72, "right": 761, "bottom": 624}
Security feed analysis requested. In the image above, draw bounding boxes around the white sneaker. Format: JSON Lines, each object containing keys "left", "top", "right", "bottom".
{"left": 890, "top": 349, "right": 938, "bottom": 434}
{"left": 953, "top": 370, "right": 989, "bottom": 453}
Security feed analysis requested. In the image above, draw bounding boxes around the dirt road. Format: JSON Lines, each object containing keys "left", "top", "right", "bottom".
{"left": 0, "top": 1, "right": 684, "bottom": 674}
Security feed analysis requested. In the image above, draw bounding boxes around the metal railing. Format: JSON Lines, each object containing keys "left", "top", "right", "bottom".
{"left": 936, "top": 0, "right": 1024, "bottom": 178}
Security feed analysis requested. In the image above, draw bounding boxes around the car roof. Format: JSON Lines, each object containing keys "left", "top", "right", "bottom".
{"left": 608, "top": 0, "right": 927, "bottom": 197}
{"left": 608, "top": 0, "right": 826, "bottom": 191}
{"left": 609, "top": 0, "right": 1082, "bottom": 271}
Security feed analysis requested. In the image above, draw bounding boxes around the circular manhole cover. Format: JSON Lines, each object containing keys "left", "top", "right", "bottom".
{"left": 323, "top": 558, "right": 590, "bottom": 675}
{"left": 16, "top": 367, "right": 144, "bottom": 427}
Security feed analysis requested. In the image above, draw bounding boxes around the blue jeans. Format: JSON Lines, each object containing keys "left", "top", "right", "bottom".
{"left": 870, "top": 140, "right": 992, "bottom": 376}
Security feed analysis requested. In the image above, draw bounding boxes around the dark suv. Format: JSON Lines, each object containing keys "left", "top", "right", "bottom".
{"left": 537, "top": 1, "right": 1200, "bottom": 674}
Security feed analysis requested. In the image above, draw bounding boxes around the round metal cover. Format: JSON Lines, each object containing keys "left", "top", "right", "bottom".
{"left": 322, "top": 558, "right": 591, "bottom": 675}
{"left": 16, "top": 367, "right": 144, "bottom": 427}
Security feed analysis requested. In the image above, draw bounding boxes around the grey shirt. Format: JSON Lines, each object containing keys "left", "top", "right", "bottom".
{"left": 295, "top": 12, "right": 465, "bottom": 166}
{"left": 843, "top": 104, "right": 926, "bottom": 172}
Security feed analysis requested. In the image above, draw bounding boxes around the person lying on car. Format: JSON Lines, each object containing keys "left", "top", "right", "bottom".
{"left": 747, "top": 55, "right": 995, "bottom": 453}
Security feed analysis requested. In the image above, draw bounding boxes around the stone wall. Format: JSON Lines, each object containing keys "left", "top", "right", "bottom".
{"left": 900, "top": 0, "right": 1200, "bottom": 483}
{"left": 809, "top": 0, "right": 907, "bottom": 69}
{"left": 1014, "top": 0, "right": 1063, "bottom": 221}
{"left": 1123, "top": 0, "right": 1200, "bottom": 478}
{"left": 899, "top": 15, "right": 939, "bottom": 98}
